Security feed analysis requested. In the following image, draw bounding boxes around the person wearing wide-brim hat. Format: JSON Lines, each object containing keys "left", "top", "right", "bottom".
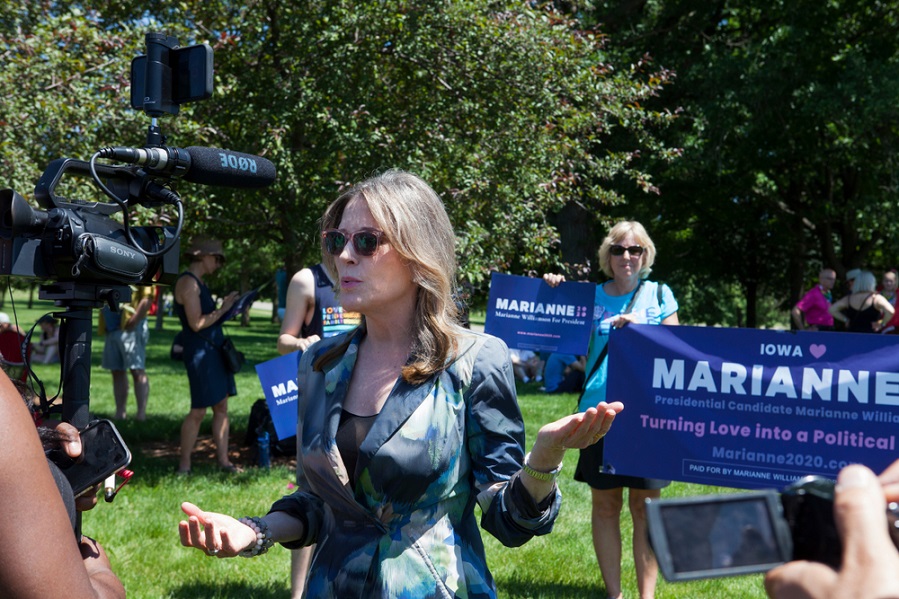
{"left": 173, "top": 237, "right": 240, "bottom": 474}
{"left": 183, "top": 238, "right": 226, "bottom": 262}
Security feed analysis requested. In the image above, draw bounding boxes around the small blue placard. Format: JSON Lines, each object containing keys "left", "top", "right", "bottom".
{"left": 254, "top": 351, "right": 301, "bottom": 442}
{"left": 484, "top": 272, "right": 594, "bottom": 354}
{"left": 603, "top": 325, "right": 899, "bottom": 489}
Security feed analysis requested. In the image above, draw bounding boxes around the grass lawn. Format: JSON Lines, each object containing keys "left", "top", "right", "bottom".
{"left": 5, "top": 289, "right": 768, "bottom": 598}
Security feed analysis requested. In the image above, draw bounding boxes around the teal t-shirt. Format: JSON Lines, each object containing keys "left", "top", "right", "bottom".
{"left": 579, "top": 280, "right": 678, "bottom": 412}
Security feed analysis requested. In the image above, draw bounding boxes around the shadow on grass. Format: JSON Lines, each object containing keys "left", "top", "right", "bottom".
{"left": 169, "top": 582, "right": 286, "bottom": 599}
{"left": 107, "top": 412, "right": 296, "bottom": 485}
{"left": 498, "top": 579, "right": 603, "bottom": 598}
{"left": 168, "top": 579, "right": 598, "bottom": 599}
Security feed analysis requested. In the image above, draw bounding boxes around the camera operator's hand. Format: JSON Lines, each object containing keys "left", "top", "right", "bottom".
{"left": 43, "top": 421, "right": 101, "bottom": 511}
{"left": 765, "top": 463, "right": 899, "bottom": 599}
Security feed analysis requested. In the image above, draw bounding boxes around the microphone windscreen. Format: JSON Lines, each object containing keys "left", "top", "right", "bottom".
{"left": 183, "top": 146, "right": 277, "bottom": 188}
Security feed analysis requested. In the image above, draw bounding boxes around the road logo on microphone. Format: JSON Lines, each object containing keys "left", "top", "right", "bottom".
{"left": 218, "top": 152, "right": 258, "bottom": 173}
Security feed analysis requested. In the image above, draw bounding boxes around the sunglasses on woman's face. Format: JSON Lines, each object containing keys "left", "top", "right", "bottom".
{"left": 610, "top": 244, "right": 644, "bottom": 257}
{"left": 321, "top": 228, "right": 386, "bottom": 257}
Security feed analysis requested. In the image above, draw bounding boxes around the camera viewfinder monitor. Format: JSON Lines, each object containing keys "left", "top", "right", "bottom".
{"left": 646, "top": 491, "right": 794, "bottom": 581}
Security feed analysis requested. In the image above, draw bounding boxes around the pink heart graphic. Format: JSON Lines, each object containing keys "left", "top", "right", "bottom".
{"left": 809, "top": 344, "right": 827, "bottom": 359}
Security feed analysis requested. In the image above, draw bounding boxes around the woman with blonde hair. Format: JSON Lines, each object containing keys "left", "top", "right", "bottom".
{"left": 545, "top": 220, "right": 679, "bottom": 599}
{"left": 829, "top": 270, "right": 894, "bottom": 333}
{"left": 177, "top": 170, "right": 623, "bottom": 598}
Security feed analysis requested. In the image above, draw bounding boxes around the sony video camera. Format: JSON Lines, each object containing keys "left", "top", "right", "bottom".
{"left": 0, "top": 32, "right": 218, "bottom": 287}
{"left": 0, "top": 164, "right": 180, "bottom": 286}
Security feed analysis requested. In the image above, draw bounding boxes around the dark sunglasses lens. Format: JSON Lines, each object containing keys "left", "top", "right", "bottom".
{"left": 324, "top": 231, "right": 347, "bottom": 255}
{"left": 353, "top": 232, "right": 380, "bottom": 256}
{"left": 611, "top": 245, "right": 643, "bottom": 256}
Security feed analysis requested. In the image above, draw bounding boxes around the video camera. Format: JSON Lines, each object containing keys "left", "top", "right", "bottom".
{"left": 645, "top": 475, "right": 899, "bottom": 581}
{"left": 1, "top": 33, "right": 275, "bottom": 288}
{"left": 0, "top": 32, "right": 274, "bottom": 432}
{"left": 0, "top": 33, "right": 220, "bottom": 286}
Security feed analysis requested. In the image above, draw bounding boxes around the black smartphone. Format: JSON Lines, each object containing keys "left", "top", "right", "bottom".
{"left": 645, "top": 491, "right": 794, "bottom": 581}
{"left": 48, "top": 419, "right": 132, "bottom": 497}
{"left": 130, "top": 43, "right": 214, "bottom": 113}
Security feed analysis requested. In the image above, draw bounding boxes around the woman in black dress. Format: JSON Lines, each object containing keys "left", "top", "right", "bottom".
{"left": 829, "top": 270, "right": 894, "bottom": 333}
{"left": 174, "top": 238, "right": 240, "bottom": 474}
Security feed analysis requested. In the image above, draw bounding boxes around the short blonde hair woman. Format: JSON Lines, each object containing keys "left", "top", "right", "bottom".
{"left": 544, "top": 219, "right": 678, "bottom": 599}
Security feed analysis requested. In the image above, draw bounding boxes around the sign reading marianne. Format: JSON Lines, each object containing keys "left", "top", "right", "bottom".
{"left": 255, "top": 351, "right": 301, "bottom": 441}
{"left": 604, "top": 325, "right": 899, "bottom": 489}
{"left": 484, "top": 272, "right": 594, "bottom": 354}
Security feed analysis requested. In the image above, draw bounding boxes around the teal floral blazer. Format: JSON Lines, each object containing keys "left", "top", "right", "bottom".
{"left": 269, "top": 327, "right": 561, "bottom": 598}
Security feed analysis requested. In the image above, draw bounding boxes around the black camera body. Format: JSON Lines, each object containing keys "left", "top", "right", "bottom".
{"left": 0, "top": 158, "right": 179, "bottom": 286}
{"left": 646, "top": 475, "right": 899, "bottom": 582}
{"left": 0, "top": 32, "right": 217, "bottom": 287}
{"left": 779, "top": 476, "right": 845, "bottom": 568}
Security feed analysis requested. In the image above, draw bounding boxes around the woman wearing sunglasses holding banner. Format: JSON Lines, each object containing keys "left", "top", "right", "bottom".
{"left": 177, "top": 170, "right": 622, "bottom": 598}
{"left": 544, "top": 220, "right": 679, "bottom": 599}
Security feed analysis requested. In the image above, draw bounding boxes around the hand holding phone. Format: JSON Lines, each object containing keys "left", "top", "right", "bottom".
{"left": 47, "top": 419, "right": 131, "bottom": 497}
{"left": 766, "top": 464, "right": 899, "bottom": 599}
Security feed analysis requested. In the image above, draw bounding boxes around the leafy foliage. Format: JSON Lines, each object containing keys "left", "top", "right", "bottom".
{"left": 582, "top": 0, "right": 899, "bottom": 326}
{"left": 1, "top": 1, "right": 677, "bottom": 303}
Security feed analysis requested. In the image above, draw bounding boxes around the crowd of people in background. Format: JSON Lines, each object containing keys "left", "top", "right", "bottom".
{"left": 793, "top": 267, "right": 899, "bottom": 334}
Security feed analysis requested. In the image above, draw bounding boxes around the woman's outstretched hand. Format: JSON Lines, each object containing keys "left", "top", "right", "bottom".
{"left": 527, "top": 401, "right": 624, "bottom": 473}
{"left": 178, "top": 502, "right": 256, "bottom": 558}
{"left": 539, "top": 401, "right": 623, "bottom": 449}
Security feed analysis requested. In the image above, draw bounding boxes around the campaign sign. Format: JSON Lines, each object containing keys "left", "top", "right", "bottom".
{"left": 484, "top": 272, "right": 594, "bottom": 354}
{"left": 254, "top": 351, "right": 301, "bottom": 441}
{"left": 604, "top": 325, "right": 899, "bottom": 489}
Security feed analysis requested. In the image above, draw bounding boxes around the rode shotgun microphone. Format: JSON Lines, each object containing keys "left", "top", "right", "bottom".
{"left": 98, "top": 146, "right": 276, "bottom": 188}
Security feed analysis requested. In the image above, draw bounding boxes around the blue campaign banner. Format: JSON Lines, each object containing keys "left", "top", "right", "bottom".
{"left": 254, "top": 351, "right": 301, "bottom": 441}
{"left": 604, "top": 325, "right": 899, "bottom": 489}
{"left": 484, "top": 272, "right": 594, "bottom": 354}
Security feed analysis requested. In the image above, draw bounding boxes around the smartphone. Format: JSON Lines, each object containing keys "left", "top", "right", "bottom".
{"left": 646, "top": 491, "right": 794, "bottom": 581}
{"left": 130, "top": 43, "right": 214, "bottom": 114}
{"left": 48, "top": 419, "right": 132, "bottom": 497}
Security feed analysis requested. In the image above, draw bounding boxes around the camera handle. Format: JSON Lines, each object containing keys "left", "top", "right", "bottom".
{"left": 37, "top": 281, "right": 131, "bottom": 538}
{"left": 39, "top": 281, "right": 132, "bottom": 429}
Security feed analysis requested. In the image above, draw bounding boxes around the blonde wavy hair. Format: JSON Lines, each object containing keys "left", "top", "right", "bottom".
{"left": 318, "top": 170, "right": 463, "bottom": 384}
{"left": 598, "top": 221, "right": 657, "bottom": 279}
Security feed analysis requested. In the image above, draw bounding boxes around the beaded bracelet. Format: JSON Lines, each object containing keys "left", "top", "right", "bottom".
{"left": 237, "top": 516, "right": 275, "bottom": 558}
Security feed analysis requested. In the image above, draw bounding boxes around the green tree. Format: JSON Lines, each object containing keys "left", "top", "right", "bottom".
{"left": 582, "top": 0, "right": 899, "bottom": 327}
{"left": 2, "top": 1, "right": 678, "bottom": 304}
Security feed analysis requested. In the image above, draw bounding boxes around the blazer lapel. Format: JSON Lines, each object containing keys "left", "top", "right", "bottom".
{"left": 356, "top": 372, "right": 436, "bottom": 475}
{"left": 355, "top": 335, "right": 481, "bottom": 476}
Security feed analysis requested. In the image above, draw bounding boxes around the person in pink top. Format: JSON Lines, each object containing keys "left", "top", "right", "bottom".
{"left": 791, "top": 268, "right": 836, "bottom": 331}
